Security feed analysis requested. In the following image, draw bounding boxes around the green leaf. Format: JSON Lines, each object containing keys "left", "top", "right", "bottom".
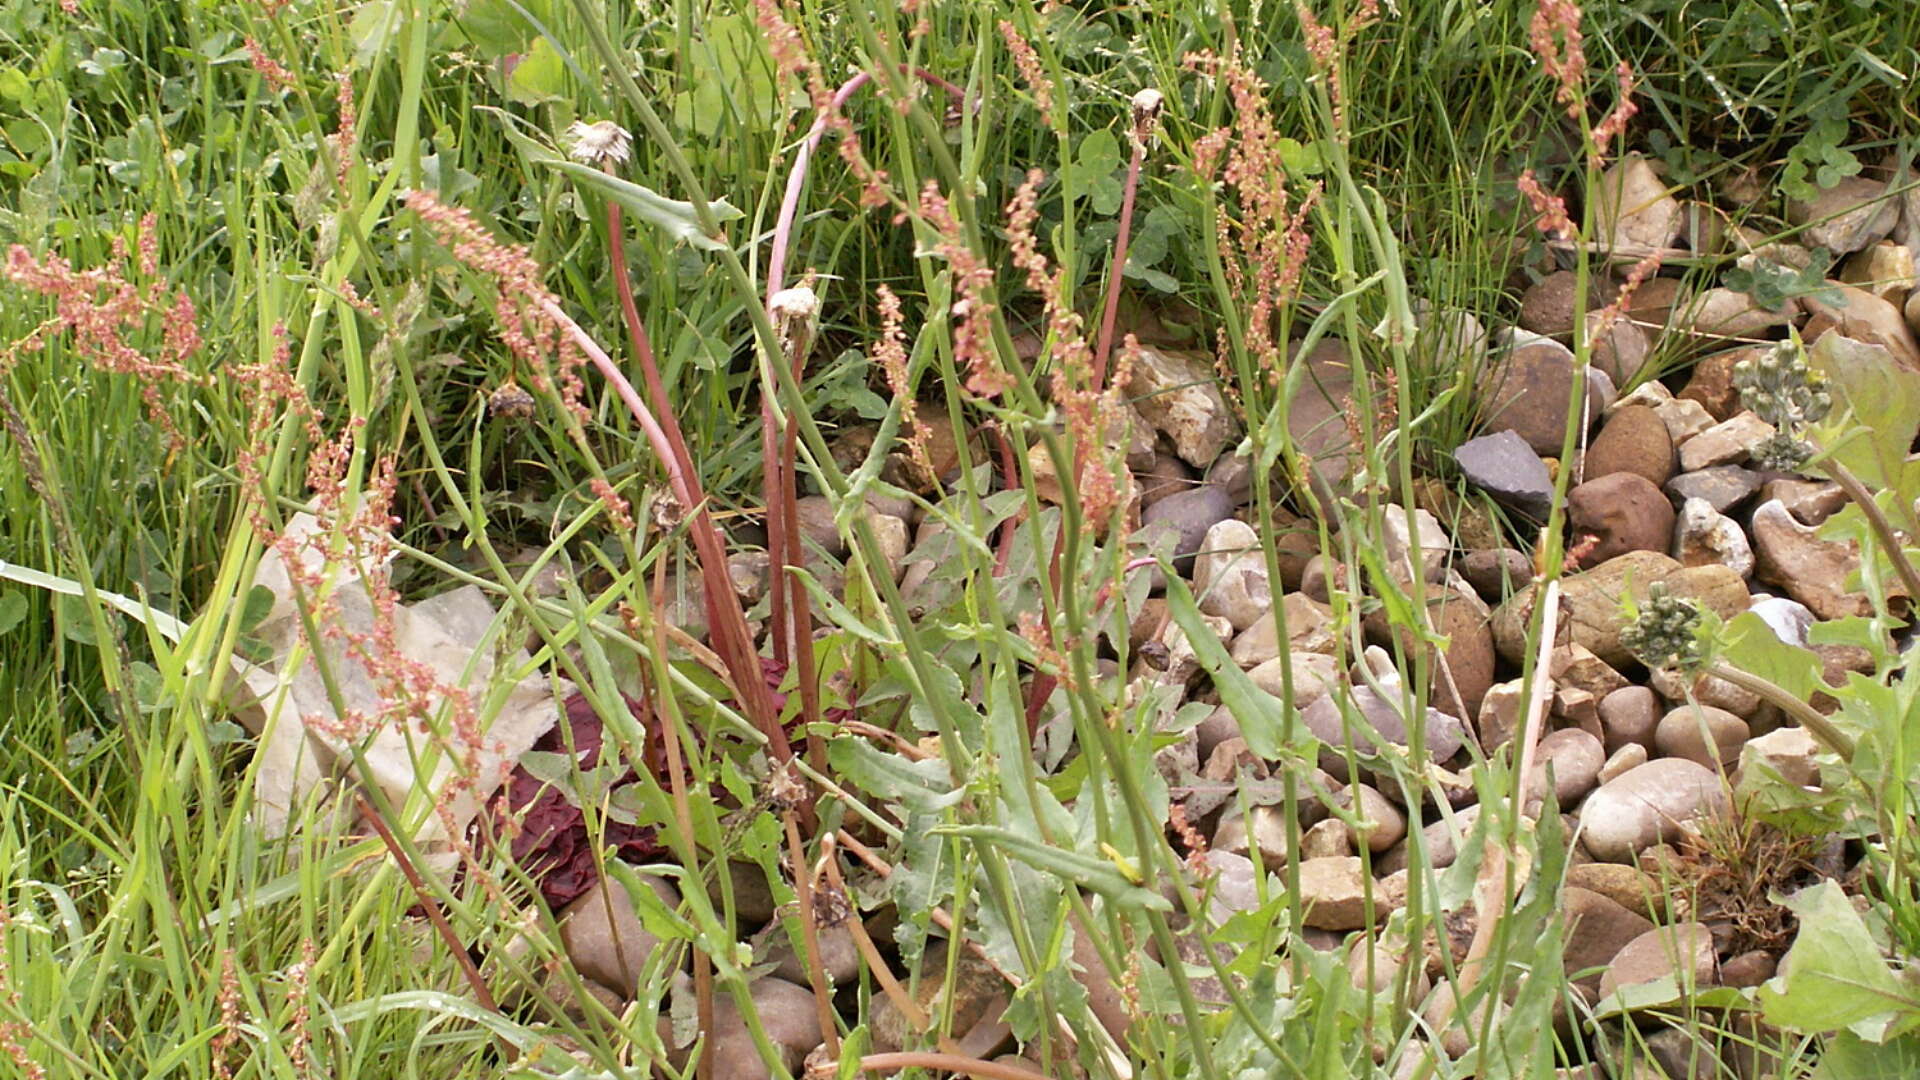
{"left": 1815, "top": 1032, "right": 1920, "bottom": 1078}
{"left": 0, "top": 67, "right": 32, "bottom": 105}
{"left": 827, "top": 737, "right": 964, "bottom": 813}
{"left": 1808, "top": 331, "right": 1920, "bottom": 492}
{"left": 1719, "top": 611, "right": 1826, "bottom": 702}
{"left": 482, "top": 107, "right": 740, "bottom": 251}
{"left": 349, "top": 0, "right": 402, "bottom": 68}
{"left": 1759, "top": 879, "right": 1914, "bottom": 1036}
{"left": 0, "top": 591, "right": 26, "bottom": 635}
{"left": 1162, "top": 573, "right": 1301, "bottom": 760}
{"left": 937, "top": 824, "right": 1171, "bottom": 912}
{"left": 505, "top": 37, "right": 567, "bottom": 105}
{"left": 1277, "top": 137, "right": 1323, "bottom": 175}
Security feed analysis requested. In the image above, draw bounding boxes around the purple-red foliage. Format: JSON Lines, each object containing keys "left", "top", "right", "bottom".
{"left": 497, "top": 693, "right": 665, "bottom": 909}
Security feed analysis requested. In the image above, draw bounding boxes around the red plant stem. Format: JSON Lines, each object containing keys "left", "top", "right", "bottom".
{"left": 782, "top": 809, "right": 842, "bottom": 1060}
{"left": 645, "top": 560, "right": 716, "bottom": 1080}
{"left": 353, "top": 794, "right": 510, "bottom": 1056}
{"left": 991, "top": 424, "right": 1021, "bottom": 577}
{"left": 604, "top": 200, "right": 696, "bottom": 476}
{"left": 1020, "top": 126, "right": 1148, "bottom": 731}
{"left": 764, "top": 66, "right": 968, "bottom": 298}
{"left": 538, "top": 298, "right": 789, "bottom": 758}
{"left": 761, "top": 65, "right": 968, "bottom": 670}
{"left": 1092, "top": 135, "right": 1148, "bottom": 389}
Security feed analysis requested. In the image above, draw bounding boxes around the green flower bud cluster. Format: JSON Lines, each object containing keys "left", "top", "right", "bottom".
{"left": 1620, "top": 583, "right": 1707, "bottom": 672}
{"left": 1733, "top": 339, "right": 1831, "bottom": 471}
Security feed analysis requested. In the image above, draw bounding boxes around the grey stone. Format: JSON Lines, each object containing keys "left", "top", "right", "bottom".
{"left": 1140, "top": 485, "right": 1235, "bottom": 576}
{"left": 1454, "top": 430, "right": 1553, "bottom": 519}
{"left": 1663, "top": 465, "right": 1764, "bottom": 515}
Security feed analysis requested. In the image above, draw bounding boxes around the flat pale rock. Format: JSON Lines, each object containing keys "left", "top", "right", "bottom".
{"left": 1665, "top": 465, "right": 1764, "bottom": 515}
{"left": 1298, "top": 856, "right": 1370, "bottom": 930}
{"left": 1752, "top": 498, "right": 1889, "bottom": 620}
{"left": 1584, "top": 405, "right": 1674, "bottom": 488}
{"left": 1598, "top": 922, "right": 1717, "bottom": 1001}
{"left": 1578, "top": 759, "right": 1731, "bottom": 862}
{"left": 1789, "top": 176, "right": 1902, "bottom": 253}
{"left": 1839, "top": 241, "right": 1917, "bottom": 304}
{"left": 1129, "top": 345, "right": 1241, "bottom": 469}
{"left": 1677, "top": 411, "right": 1774, "bottom": 472}
{"left": 1681, "top": 288, "right": 1795, "bottom": 344}
{"left": 1493, "top": 551, "right": 1749, "bottom": 667}
{"left": 1598, "top": 155, "right": 1683, "bottom": 254}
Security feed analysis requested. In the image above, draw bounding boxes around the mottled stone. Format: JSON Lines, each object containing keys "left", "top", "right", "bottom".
{"left": 1578, "top": 759, "right": 1731, "bottom": 862}
{"left": 1531, "top": 728, "right": 1606, "bottom": 806}
{"left": 1299, "top": 680, "right": 1471, "bottom": 778}
{"left": 1520, "top": 270, "right": 1618, "bottom": 338}
{"left": 1677, "top": 411, "right": 1775, "bottom": 472}
{"left": 1567, "top": 472, "right": 1676, "bottom": 565}
{"left": 1482, "top": 338, "right": 1592, "bottom": 456}
{"left": 1655, "top": 704, "right": 1750, "bottom": 770}
{"left": 1789, "top": 176, "right": 1903, "bottom": 253}
{"left": 1672, "top": 496, "right": 1753, "bottom": 577}
{"left": 1454, "top": 430, "right": 1554, "bottom": 519}
{"left": 1677, "top": 348, "right": 1753, "bottom": 422}
{"left": 1584, "top": 405, "right": 1675, "bottom": 488}
{"left": 1664, "top": 465, "right": 1765, "bottom": 515}
{"left": 1461, "top": 548, "right": 1534, "bottom": 602}
{"left": 1298, "top": 856, "right": 1370, "bottom": 930}
{"left": 1600, "top": 742, "right": 1648, "bottom": 784}
{"left": 1682, "top": 288, "right": 1796, "bottom": 343}
{"left": 1753, "top": 498, "right": 1889, "bottom": 620}
{"left": 1140, "top": 485, "right": 1235, "bottom": 576}
{"left": 1759, "top": 477, "right": 1847, "bottom": 526}
{"left": 1598, "top": 154, "right": 1683, "bottom": 253}
{"left": 1597, "top": 922, "right": 1717, "bottom": 1000}
{"left": 1337, "top": 783, "right": 1408, "bottom": 853}
{"left": 1563, "top": 887, "right": 1656, "bottom": 995}
{"left": 1193, "top": 519, "right": 1273, "bottom": 631}
{"left": 562, "top": 874, "right": 680, "bottom": 995}
{"left": 1130, "top": 346, "right": 1241, "bottom": 469}
{"left": 1493, "top": 551, "right": 1749, "bottom": 667}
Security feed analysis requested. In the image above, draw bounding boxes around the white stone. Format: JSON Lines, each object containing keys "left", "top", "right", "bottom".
{"left": 1672, "top": 497, "right": 1753, "bottom": 578}
{"left": 1193, "top": 519, "right": 1273, "bottom": 631}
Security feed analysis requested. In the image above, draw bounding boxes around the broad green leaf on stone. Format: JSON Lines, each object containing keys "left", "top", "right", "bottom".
{"left": 938, "top": 824, "right": 1171, "bottom": 912}
{"left": 1759, "top": 879, "right": 1911, "bottom": 1037}
{"left": 1808, "top": 331, "right": 1920, "bottom": 493}
{"left": 1163, "top": 573, "right": 1298, "bottom": 760}
{"left": 827, "top": 737, "right": 964, "bottom": 813}
{"left": 1814, "top": 1031, "right": 1920, "bottom": 1078}
{"left": 506, "top": 35, "right": 564, "bottom": 105}
{"left": 1719, "top": 610, "right": 1826, "bottom": 702}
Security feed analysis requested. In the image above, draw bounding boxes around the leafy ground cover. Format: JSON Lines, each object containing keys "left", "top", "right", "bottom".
{"left": 3, "top": 0, "right": 1920, "bottom": 1077}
